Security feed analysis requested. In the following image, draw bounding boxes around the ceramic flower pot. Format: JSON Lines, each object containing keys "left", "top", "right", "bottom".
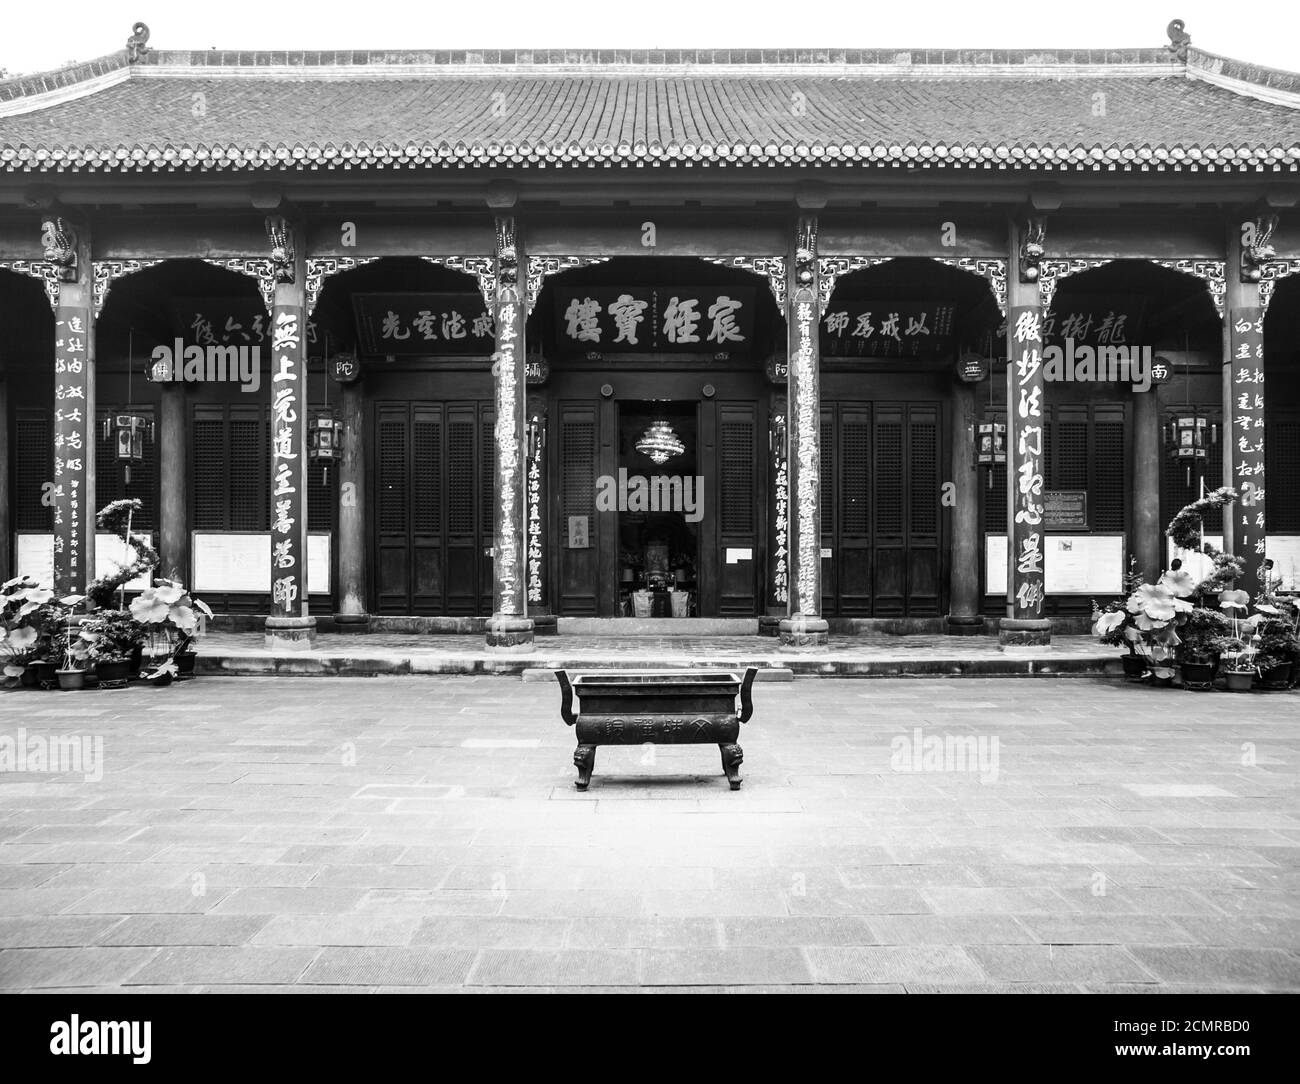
{"left": 30, "top": 661, "right": 58, "bottom": 690}
{"left": 1223, "top": 670, "right": 1254, "bottom": 692}
{"left": 176, "top": 650, "right": 198, "bottom": 677}
{"left": 1258, "top": 663, "right": 1294, "bottom": 689}
{"left": 1179, "top": 661, "right": 1217, "bottom": 688}
{"left": 55, "top": 669, "right": 86, "bottom": 691}
{"left": 94, "top": 660, "right": 131, "bottom": 688}
{"left": 128, "top": 643, "right": 144, "bottom": 678}
{"left": 18, "top": 666, "right": 39, "bottom": 688}
{"left": 1120, "top": 655, "right": 1147, "bottom": 681}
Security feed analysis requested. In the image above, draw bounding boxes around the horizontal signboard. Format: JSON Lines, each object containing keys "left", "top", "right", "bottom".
{"left": 820, "top": 301, "right": 957, "bottom": 357}
{"left": 553, "top": 286, "right": 755, "bottom": 352}
{"left": 352, "top": 293, "right": 494, "bottom": 356}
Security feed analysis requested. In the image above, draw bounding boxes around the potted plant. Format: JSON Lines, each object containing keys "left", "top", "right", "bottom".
{"left": 1092, "top": 560, "right": 1148, "bottom": 680}
{"left": 1094, "top": 563, "right": 1192, "bottom": 684}
{"left": 129, "top": 578, "right": 212, "bottom": 684}
{"left": 0, "top": 575, "right": 54, "bottom": 688}
{"left": 51, "top": 596, "right": 94, "bottom": 690}
{"left": 1252, "top": 593, "right": 1299, "bottom": 689}
{"left": 1216, "top": 589, "right": 1260, "bottom": 692}
{"left": 1175, "top": 605, "right": 1230, "bottom": 689}
{"left": 82, "top": 610, "right": 145, "bottom": 689}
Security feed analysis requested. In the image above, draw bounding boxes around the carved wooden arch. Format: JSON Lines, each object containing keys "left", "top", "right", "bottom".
{"left": 1038, "top": 257, "right": 1226, "bottom": 319}
{"left": 523, "top": 254, "right": 786, "bottom": 316}
{"left": 93, "top": 257, "right": 277, "bottom": 320}
{"left": 817, "top": 256, "right": 1008, "bottom": 319}
{"left": 1259, "top": 259, "right": 1300, "bottom": 315}
{"left": 0, "top": 259, "right": 62, "bottom": 311}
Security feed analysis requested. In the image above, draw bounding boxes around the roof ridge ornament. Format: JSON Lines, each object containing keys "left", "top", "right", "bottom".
{"left": 126, "top": 22, "right": 151, "bottom": 64}
{"left": 1165, "top": 19, "right": 1191, "bottom": 62}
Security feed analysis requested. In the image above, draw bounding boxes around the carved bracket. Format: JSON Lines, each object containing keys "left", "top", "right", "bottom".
{"left": 265, "top": 216, "right": 296, "bottom": 284}
{"left": 305, "top": 256, "right": 379, "bottom": 314}
{"left": 816, "top": 257, "right": 892, "bottom": 315}
{"left": 701, "top": 256, "right": 786, "bottom": 309}
{"left": 1260, "top": 259, "right": 1300, "bottom": 314}
{"left": 419, "top": 256, "right": 497, "bottom": 309}
{"left": 934, "top": 257, "right": 1008, "bottom": 317}
{"left": 1018, "top": 215, "right": 1047, "bottom": 283}
{"left": 198, "top": 258, "right": 277, "bottom": 311}
{"left": 0, "top": 259, "right": 62, "bottom": 310}
{"left": 1037, "top": 258, "right": 1111, "bottom": 310}
{"left": 793, "top": 215, "right": 818, "bottom": 297}
{"left": 40, "top": 216, "right": 78, "bottom": 283}
{"left": 92, "top": 259, "right": 165, "bottom": 317}
{"left": 524, "top": 256, "right": 611, "bottom": 315}
{"left": 1241, "top": 213, "right": 1280, "bottom": 283}
{"left": 1150, "top": 259, "right": 1226, "bottom": 318}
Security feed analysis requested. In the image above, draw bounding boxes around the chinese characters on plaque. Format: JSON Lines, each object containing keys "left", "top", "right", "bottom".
{"left": 821, "top": 302, "right": 955, "bottom": 357}
{"left": 1230, "top": 307, "right": 1267, "bottom": 595}
{"left": 170, "top": 299, "right": 321, "bottom": 350}
{"left": 1009, "top": 306, "right": 1046, "bottom": 618}
{"left": 1040, "top": 297, "right": 1146, "bottom": 346}
{"left": 353, "top": 293, "right": 495, "bottom": 356}
{"left": 553, "top": 287, "right": 756, "bottom": 352}
{"left": 53, "top": 309, "right": 90, "bottom": 594}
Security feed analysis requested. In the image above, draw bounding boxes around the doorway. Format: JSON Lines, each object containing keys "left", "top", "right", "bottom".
{"left": 613, "top": 401, "right": 701, "bottom": 616}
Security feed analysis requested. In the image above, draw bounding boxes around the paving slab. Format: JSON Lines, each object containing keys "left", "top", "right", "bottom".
{"left": 1, "top": 675, "right": 1297, "bottom": 991}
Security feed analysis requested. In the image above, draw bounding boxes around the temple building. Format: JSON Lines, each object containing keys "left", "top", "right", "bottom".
{"left": 1, "top": 25, "right": 1299, "bottom": 650}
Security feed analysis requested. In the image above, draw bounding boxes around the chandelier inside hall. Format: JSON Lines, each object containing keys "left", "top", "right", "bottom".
{"left": 635, "top": 419, "right": 685, "bottom": 465}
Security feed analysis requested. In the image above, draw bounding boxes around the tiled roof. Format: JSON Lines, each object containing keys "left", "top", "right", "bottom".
{"left": 1, "top": 47, "right": 1297, "bottom": 174}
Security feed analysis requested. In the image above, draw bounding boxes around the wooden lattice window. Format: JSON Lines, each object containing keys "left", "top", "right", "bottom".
{"left": 412, "top": 416, "right": 441, "bottom": 535}
{"left": 841, "top": 419, "right": 871, "bottom": 536}
{"left": 561, "top": 420, "right": 596, "bottom": 518}
{"left": 14, "top": 409, "right": 52, "bottom": 531}
{"left": 874, "top": 421, "right": 904, "bottom": 534}
{"left": 1267, "top": 416, "right": 1300, "bottom": 533}
{"left": 447, "top": 418, "right": 476, "bottom": 535}
{"left": 720, "top": 418, "right": 755, "bottom": 535}
{"left": 191, "top": 407, "right": 267, "bottom": 531}
{"left": 909, "top": 416, "right": 939, "bottom": 535}
{"left": 377, "top": 417, "right": 408, "bottom": 535}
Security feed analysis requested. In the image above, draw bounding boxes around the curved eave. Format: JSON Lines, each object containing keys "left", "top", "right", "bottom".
{"left": 1, "top": 142, "right": 1297, "bottom": 173}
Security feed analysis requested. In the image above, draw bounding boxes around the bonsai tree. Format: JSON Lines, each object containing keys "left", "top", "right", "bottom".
{"left": 1176, "top": 604, "right": 1231, "bottom": 666}
{"left": 87, "top": 498, "right": 158, "bottom": 610}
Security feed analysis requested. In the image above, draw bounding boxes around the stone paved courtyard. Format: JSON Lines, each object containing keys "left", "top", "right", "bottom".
{"left": 0, "top": 676, "right": 1297, "bottom": 992}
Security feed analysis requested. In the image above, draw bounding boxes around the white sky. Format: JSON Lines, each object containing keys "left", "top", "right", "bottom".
{"left": 2, "top": 0, "right": 1299, "bottom": 75}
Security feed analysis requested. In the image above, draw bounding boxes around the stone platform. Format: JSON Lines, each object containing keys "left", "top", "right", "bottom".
{"left": 191, "top": 632, "right": 1119, "bottom": 679}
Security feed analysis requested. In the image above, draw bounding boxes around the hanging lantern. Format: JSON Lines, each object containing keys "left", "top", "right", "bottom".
{"left": 308, "top": 410, "right": 344, "bottom": 482}
{"left": 1167, "top": 412, "right": 1217, "bottom": 487}
{"left": 635, "top": 419, "right": 685, "bottom": 465}
{"left": 101, "top": 413, "right": 153, "bottom": 485}
{"left": 976, "top": 422, "right": 1006, "bottom": 467}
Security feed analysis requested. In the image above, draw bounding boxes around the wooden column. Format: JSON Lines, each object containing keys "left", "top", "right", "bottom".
{"left": 333, "top": 379, "right": 368, "bottom": 631}
{"left": 264, "top": 218, "right": 316, "bottom": 649}
{"left": 1000, "top": 217, "right": 1052, "bottom": 648}
{"left": 49, "top": 218, "right": 95, "bottom": 598}
{"left": 485, "top": 199, "right": 534, "bottom": 651}
{"left": 779, "top": 210, "right": 828, "bottom": 648}
{"left": 1226, "top": 254, "right": 1267, "bottom": 598}
{"left": 158, "top": 382, "right": 188, "bottom": 582}
{"left": 1131, "top": 387, "right": 1162, "bottom": 581}
{"left": 947, "top": 380, "right": 984, "bottom": 634}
